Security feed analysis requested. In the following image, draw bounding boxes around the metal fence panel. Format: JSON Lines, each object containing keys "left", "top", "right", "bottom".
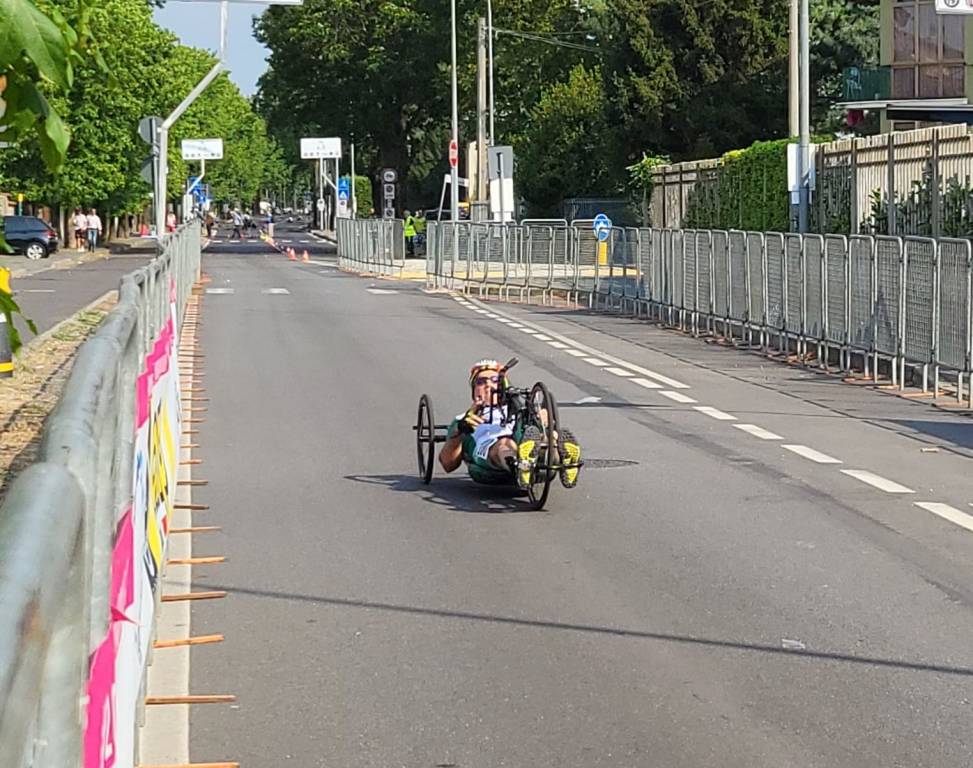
{"left": 683, "top": 230, "right": 698, "bottom": 312}
{"left": 785, "top": 234, "right": 804, "bottom": 336}
{"left": 936, "top": 238, "right": 972, "bottom": 372}
{"left": 671, "top": 229, "right": 685, "bottom": 309}
{"left": 824, "top": 235, "right": 849, "bottom": 346}
{"left": 746, "top": 232, "right": 766, "bottom": 328}
{"left": 875, "top": 236, "right": 904, "bottom": 358}
{"left": 804, "top": 234, "right": 825, "bottom": 340}
{"left": 903, "top": 237, "right": 937, "bottom": 365}
{"left": 712, "top": 230, "right": 729, "bottom": 318}
{"left": 848, "top": 235, "right": 876, "bottom": 352}
{"left": 765, "top": 233, "right": 785, "bottom": 331}
{"left": 728, "top": 230, "right": 747, "bottom": 323}
{"left": 697, "top": 231, "right": 713, "bottom": 315}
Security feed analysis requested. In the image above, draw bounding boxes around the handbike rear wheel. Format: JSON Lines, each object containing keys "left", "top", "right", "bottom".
{"left": 526, "top": 382, "right": 558, "bottom": 510}
{"left": 416, "top": 394, "right": 436, "bottom": 484}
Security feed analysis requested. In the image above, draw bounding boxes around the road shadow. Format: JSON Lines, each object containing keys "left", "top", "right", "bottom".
{"left": 197, "top": 581, "right": 973, "bottom": 679}
{"left": 344, "top": 473, "right": 535, "bottom": 514}
{"left": 889, "top": 419, "right": 973, "bottom": 452}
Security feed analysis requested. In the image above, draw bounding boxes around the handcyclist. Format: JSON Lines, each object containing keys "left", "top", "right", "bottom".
{"left": 438, "top": 359, "right": 582, "bottom": 489}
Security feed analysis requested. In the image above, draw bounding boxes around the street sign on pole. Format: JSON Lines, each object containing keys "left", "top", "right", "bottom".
{"left": 301, "top": 137, "right": 342, "bottom": 159}
{"left": 936, "top": 0, "right": 973, "bottom": 12}
{"left": 593, "top": 213, "right": 612, "bottom": 242}
{"left": 139, "top": 116, "right": 162, "bottom": 145}
{"left": 316, "top": 198, "right": 326, "bottom": 212}
{"left": 337, "top": 176, "right": 351, "bottom": 218}
{"left": 382, "top": 168, "right": 398, "bottom": 183}
{"left": 181, "top": 138, "right": 223, "bottom": 160}
{"left": 448, "top": 139, "right": 459, "bottom": 168}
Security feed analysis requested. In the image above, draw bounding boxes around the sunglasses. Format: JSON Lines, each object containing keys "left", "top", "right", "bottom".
{"left": 474, "top": 375, "right": 500, "bottom": 386}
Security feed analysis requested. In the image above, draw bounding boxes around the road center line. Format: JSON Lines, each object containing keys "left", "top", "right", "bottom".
{"left": 915, "top": 502, "right": 973, "bottom": 533}
{"left": 734, "top": 424, "right": 782, "bottom": 440}
{"left": 783, "top": 445, "right": 842, "bottom": 464}
{"left": 694, "top": 406, "right": 736, "bottom": 421}
{"left": 659, "top": 390, "right": 696, "bottom": 403}
{"left": 840, "top": 470, "right": 914, "bottom": 494}
{"left": 467, "top": 299, "right": 690, "bottom": 389}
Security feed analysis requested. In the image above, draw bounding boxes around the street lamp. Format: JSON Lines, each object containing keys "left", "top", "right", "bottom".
{"left": 450, "top": 0, "right": 460, "bottom": 225}
{"left": 156, "top": 0, "right": 303, "bottom": 236}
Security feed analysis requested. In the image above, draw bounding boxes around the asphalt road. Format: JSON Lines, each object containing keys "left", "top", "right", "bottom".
{"left": 10, "top": 250, "right": 155, "bottom": 337}
{"left": 188, "top": 220, "right": 973, "bottom": 767}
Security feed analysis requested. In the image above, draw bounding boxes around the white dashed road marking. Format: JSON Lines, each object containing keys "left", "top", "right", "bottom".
{"left": 632, "top": 378, "right": 662, "bottom": 390}
{"left": 547, "top": 341, "right": 570, "bottom": 350}
{"left": 564, "top": 349, "right": 587, "bottom": 357}
{"left": 583, "top": 358, "right": 610, "bottom": 367}
{"left": 783, "top": 445, "right": 842, "bottom": 464}
{"left": 915, "top": 502, "right": 973, "bottom": 533}
{"left": 205, "top": 288, "right": 235, "bottom": 295}
{"left": 519, "top": 327, "right": 538, "bottom": 334}
{"left": 734, "top": 424, "right": 783, "bottom": 440}
{"left": 606, "top": 367, "right": 634, "bottom": 377}
{"left": 534, "top": 334, "right": 553, "bottom": 341}
{"left": 261, "top": 288, "right": 290, "bottom": 295}
{"left": 694, "top": 406, "right": 736, "bottom": 421}
{"left": 840, "top": 470, "right": 914, "bottom": 494}
{"left": 367, "top": 288, "right": 398, "bottom": 295}
{"left": 659, "top": 390, "right": 695, "bottom": 403}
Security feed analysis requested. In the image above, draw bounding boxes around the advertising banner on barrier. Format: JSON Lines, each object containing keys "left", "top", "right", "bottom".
{"left": 85, "top": 284, "right": 182, "bottom": 768}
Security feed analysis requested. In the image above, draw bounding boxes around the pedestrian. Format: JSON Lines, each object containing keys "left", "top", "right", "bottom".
{"left": 403, "top": 210, "right": 416, "bottom": 256}
{"left": 231, "top": 208, "right": 243, "bottom": 240}
{"left": 205, "top": 211, "right": 215, "bottom": 238}
{"left": 166, "top": 209, "right": 177, "bottom": 232}
{"left": 72, "top": 207, "right": 87, "bottom": 252}
{"left": 85, "top": 208, "right": 103, "bottom": 253}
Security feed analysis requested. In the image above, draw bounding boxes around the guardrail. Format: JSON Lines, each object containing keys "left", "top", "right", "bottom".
{"left": 0, "top": 224, "right": 201, "bottom": 768}
{"left": 423, "top": 221, "right": 973, "bottom": 405}
{"left": 336, "top": 218, "right": 405, "bottom": 276}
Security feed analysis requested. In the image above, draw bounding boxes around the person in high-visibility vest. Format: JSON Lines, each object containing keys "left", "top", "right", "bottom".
{"left": 404, "top": 210, "right": 417, "bottom": 256}
{"left": 413, "top": 211, "right": 427, "bottom": 255}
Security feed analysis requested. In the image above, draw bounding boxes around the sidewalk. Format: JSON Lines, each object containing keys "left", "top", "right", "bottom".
{"left": 0, "top": 236, "right": 149, "bottom": 279}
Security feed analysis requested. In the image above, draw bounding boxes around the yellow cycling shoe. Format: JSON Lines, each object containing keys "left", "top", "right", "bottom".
{"left": 559, "top": 429, "right": 582, "bottom": 489}
{"left": 517, "top": 426, "right": 543, "bottom": 490}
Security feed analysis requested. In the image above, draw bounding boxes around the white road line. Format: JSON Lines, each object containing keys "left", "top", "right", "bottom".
{"left": 466, "top": 299, "right": 690, "bottom": 389}
{"left": 659, "top": 390, "right": 696, "bottom": 403}
{"left": 564, "top": 349, "right": 588, "bottom": 357}
{"left": 20, "top": 288, "right": 56, "bottom": 293}
{"left": 734, "top": 423, "right": 783, "bottom": 440}
{"left": 486, "top": 313, "right": 500, "bottom": 319}
{"left": 498, "top": 318, "right": 514, "bottom": 324}
{"left": 519, "top": 327, "right": 539, "bottom": 334}
{"left": 583, "top": 357, "right": 610, "bottom": 366}
{"left": 261, "top": 288, "right": 290, "bottom": 295}
{"left": 915, "top": 502, "right": 973, "bottom": 533}
{"left": 547, "top": 341, "right": 570, "bottom": 349}
{"left": 507, "top": 322, "right": 525, "bottom": 328}
{"left": 306, "top": 259, "right": 333, "bottom": 266}
{"left": 632, "top": 377, "right": 663, "bottom": 390}
{"left": 475, "top": 309, "right": 489, "bottom": 314}
{"left": 534, "top": 334, "right": 553, "bottom": 341}
{"left": 606, "top": 367, "right": 635, "bottom": 377}
{"left": 366, "top": 288, "right": 398, "bottom": 295}
{"left": 205, "top": 288, "right": 234, "bottom": 295}
{"left": 840, "top": 470, "right": 914, "bottom": 494}
{"left": 783, "top": 445, "right": 842, "bottom": 464}
{"left": 694, "top": 406, "right": 736, "bottom": 421}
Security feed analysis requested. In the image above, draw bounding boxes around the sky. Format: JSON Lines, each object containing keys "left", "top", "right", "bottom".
{"left": 154, "top": 2, "right": 273, "bottom": 97}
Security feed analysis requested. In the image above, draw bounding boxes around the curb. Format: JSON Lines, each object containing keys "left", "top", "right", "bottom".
{"left": 21, "top": 289, "right": 116, "bottom": 354}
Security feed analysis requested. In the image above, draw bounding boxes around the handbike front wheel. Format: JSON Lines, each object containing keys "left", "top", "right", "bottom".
{"left": 416, "top": 394, "right": 436, "bottom": 484}
{"left": 526, "top": 382, "right": 558, "bottom": 510}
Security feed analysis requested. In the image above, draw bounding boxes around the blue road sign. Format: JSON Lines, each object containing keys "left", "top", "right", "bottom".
{"left": 338, "top": 176, "right": 351, "bottom": 201}
{"left": 593, "top": 213, "right": 612, "bottom": 242}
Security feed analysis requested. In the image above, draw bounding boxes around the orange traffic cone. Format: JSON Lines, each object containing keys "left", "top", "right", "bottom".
{"left": 301, "top": 250, "right": 310, "bottom": 263}
{"left": 287, "top": 247, "right": 296, "bottom": 261}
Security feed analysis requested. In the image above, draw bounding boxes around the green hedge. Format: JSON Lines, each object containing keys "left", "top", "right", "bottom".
{"left": 683, "top": 139, "right": 791, "bottom": 232}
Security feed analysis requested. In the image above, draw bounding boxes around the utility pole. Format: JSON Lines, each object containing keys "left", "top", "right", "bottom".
{"left": 789, "top": 0, "right": 798, "bottom": 137}
{"left": 797, "top": 0, "right": 810, "bottom": 232}
{"left": 450, "top": 0, "right": 460, "bottom": 262}
{"left": 487, "top": 0, "right": 496, "bottom": 144}
{"left": 477, "top": 17, "right": 488, "bottom": 216}
{"left": 350, "top": 140, "right": 357, "bottom": 219}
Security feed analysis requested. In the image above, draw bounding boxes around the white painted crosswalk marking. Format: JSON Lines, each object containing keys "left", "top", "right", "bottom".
{"left": 783, "top": 445, "right": 842, "bottom": 464}
{"left": 840, "top": 470, "right": 914, "bottom": 494}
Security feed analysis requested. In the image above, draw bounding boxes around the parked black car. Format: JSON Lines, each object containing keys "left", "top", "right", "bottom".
{"left": 1, "top": 215, "right": 59, "bottom": 260}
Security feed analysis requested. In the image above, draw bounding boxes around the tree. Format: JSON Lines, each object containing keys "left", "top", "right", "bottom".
{"left": 516, "top": 64, "right": 615, "bottom": 215}
{"left": 601, "top": 0, "right": 789, "bottom": 166}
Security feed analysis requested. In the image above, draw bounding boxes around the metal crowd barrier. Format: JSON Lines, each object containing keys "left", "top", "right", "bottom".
{"left": 0, "top": 224, "right": 201, "bottom": 767}
{"left": 420, "top": 221, "right": 973, "bottom": 404}
{"left": 336, "top": 218, "right": 406, "bottom": 277}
